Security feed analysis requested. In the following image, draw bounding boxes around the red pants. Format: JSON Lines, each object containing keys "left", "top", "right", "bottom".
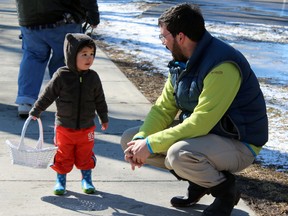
{"left": 51, "top": 125, "right": 96, "bottom": 174}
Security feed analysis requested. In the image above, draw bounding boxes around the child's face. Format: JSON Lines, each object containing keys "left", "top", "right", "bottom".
{"left": 76, "top": 46, "right": 95, "bottom": 71}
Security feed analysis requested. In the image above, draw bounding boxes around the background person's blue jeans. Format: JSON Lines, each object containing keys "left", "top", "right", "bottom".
{"left": 16, "top": 23, "right": 82, "bottom": 105}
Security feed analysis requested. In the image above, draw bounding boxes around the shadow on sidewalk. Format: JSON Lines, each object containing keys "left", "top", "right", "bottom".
{"left": 41, "top": 190, "right": 250, "bottom": 216}
{"left": 41, "top": 190, "right": 203, "bottom": 216}
{"left": 0, "top": 103, "right": 56, "bottom": 138}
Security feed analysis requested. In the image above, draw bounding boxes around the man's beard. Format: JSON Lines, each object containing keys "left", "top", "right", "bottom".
{"left": 170, "top": 41, "right": 187, "bottom": 62}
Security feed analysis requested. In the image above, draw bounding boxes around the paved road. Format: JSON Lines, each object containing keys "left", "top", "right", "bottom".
{"left": 144, "top": 0, "right": 288, "bottom": 26}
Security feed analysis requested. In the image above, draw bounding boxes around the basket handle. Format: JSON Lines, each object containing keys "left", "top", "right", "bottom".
{"left": 19, "top": 116, "right": 44, "bottom": 150}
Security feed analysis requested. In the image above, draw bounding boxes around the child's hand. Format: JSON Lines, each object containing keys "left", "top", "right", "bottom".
{"left": 101, "top": 122, "right": 108, "bottom": 131}
{"left": 30, "top": 115, "right": 38, "bottom": 120}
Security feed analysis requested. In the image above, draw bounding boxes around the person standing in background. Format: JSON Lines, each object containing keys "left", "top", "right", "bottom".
{"left": 15, "top": 0, "right": 100, "bottom": 118}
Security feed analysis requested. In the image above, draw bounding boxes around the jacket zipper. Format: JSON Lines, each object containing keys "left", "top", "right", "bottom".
{"left": 76, "top": 73, "right": 83, "bottom": 129}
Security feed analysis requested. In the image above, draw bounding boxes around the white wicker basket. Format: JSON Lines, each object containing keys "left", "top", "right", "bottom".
{"left": 6, "top": 116, "right": 58, "bottom": 169}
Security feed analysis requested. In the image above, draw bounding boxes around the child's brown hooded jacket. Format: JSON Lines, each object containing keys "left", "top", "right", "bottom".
{"left": 30, "top": 33, "right": 108, "bottom": 129}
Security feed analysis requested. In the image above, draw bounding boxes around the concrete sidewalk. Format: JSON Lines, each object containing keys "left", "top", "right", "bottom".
{"left": 0, "top": 1, "right": 256, "bottom": 216}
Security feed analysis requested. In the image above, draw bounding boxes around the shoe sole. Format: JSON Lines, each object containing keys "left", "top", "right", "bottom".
{"left": 54, "top": 190, "right": 66, "bottom": 196}
{"left": 171, "top": 191, "right": 209, "bottom": 207}
{"left": 83, "top": 188, "right": 96, "bottom": 194}
{"left": 171, "top": 198, "right": 198, "bottom": 207}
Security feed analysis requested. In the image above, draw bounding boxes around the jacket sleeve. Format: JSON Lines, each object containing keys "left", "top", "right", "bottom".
{"left": 80, "top": 0, "right": 100, "bottom": 26}
{"left": 146, "top": 63, "right": 241, "bottom": 153}
{"left": 133, "top": 74, "right": 179, "bottom": 139}
{"left": 94, "top": 76, "right": 108, "bottom": 124}
{"left": 29, "top": 73, "right": 61, "bottom": 118}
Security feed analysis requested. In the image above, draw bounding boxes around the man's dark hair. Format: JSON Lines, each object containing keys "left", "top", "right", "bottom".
{"left": 158, "top": 3, "right": 205, "bottom": 42}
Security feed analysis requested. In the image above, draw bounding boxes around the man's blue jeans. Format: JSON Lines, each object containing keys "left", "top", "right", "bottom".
{"left": 16, "top": 23, "right": 82, "bottom": 105}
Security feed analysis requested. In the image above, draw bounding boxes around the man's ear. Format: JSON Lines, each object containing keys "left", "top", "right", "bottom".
{"left": 177, "top": 32, "right": 185, "bottom": 44}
